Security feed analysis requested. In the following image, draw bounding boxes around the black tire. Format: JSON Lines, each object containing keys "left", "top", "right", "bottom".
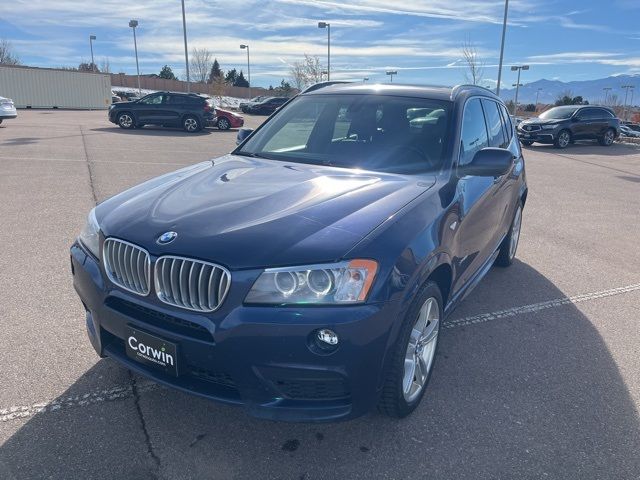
{"left": 0, "top": 119, "right": 3, "bottom": 124}
{"left": 598, "top": 128, "right": 615, "bottom": 146}
{"left": 117, "top": 112, "right": 135, "bottom": 129}
{"left": 378, "top": 281, "right": 443, "bottom": 418}
{"left": 495, "top": 201, "right": 523, "bottom": 267}
{"left": 217, "top": 117, "right": 231, "bottom": 130}
{"left": 182, "top": 115, "right": 201, "bottom": 133}
{"left": 520, "top": 140, "right": 534, "bottom": 146}
{"left": 554, "top": 129, "right": 571, "bottom": 149}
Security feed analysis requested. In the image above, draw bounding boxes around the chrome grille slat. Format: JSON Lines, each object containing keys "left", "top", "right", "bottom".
{"left": 103, "top": 239, "right": 151, "bottom": 296}
{"left": 155, "top": 256, "right": 231, "bottom": 313}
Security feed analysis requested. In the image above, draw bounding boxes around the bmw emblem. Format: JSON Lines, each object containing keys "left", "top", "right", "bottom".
{"left": 157, "top": 231, "right": 178, "bottom": 245}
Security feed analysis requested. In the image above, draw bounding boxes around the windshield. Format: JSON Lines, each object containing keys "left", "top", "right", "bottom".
{"left": 236, "top": 94, "right": 452, "bottom": 174}
{"left": 539, "top": 106, "right": 578, "bottom": 120}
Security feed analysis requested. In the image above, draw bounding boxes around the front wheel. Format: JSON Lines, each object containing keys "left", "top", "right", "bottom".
{"left": 183, "top": 115, "right": 201, "bottom": 133}
{"left": 598, "top": 128, "right": 615, "bottom": 146}
{"left": 554, "top": 129, "right": 571, "bottom": 149}
{"left": 117, "top": 112, "right": 135, "bottom": 129}
{"left": 496, "top": 202, "right": 523, "bottom": 267}
{"left": 378, "top": 282, "right": 442, "bottom": 418}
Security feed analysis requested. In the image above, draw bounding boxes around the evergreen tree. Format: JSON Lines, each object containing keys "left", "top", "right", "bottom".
{"left": 207, "top": 59, "right": 223, "bottom": 84}
{"left": 159, "top": 65, "right": 177, "bottom": 80}
{"left": 225, "top": 68, "right": 238, "bottom": 85}
{"left": 234, "top": 70, "right": 249, "bottom": 88}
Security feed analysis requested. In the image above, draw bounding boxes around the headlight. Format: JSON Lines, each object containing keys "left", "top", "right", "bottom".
{"left": 245, "top": 259, "right": 378, "bottom": 305}
{"left": 78, "top": 208, "right": 100, "bottom": 258}
{"left": 540, "top": 124, "right": 556, "bottom": 129}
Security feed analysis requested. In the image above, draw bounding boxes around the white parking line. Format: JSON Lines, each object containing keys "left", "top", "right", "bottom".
{"left": 1, "top": 282, "right": 639, "bottom": 423}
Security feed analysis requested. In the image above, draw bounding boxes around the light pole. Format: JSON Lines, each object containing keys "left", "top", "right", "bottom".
{"left": 386, "top": 70, "right": 397, "bottom": 83}
{"left": 510, "top": 65, "right": 529, "bottom": 114}
{"left": 89, "top": 35, "right": 96, "bottom": 72}
{"left": 535, "top": 87, "right": 542, "bottom": 111}
{"left": 318, "top": 22, "right": 330, "bottom": 81}
{"left": 496, "top": 0, "right": 509, "bottom": 96}
{"left": 603, "top": 87, "right": 612, "bottom": 105}
{"left": 240, "top": 44, "right": 251, "bottom": 99}
{"left": 181, "top": 0, "right": 190, "bottom": 92}
{"left": 128, "top": 20, "right": 141, "bottom": 97}
{"left": 622, "top": 85, "right": 635, "bottom": 121}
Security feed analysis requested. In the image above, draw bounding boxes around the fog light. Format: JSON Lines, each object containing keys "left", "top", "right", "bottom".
{"left": 317, "top": 329, "right": 339, "bottom": 346}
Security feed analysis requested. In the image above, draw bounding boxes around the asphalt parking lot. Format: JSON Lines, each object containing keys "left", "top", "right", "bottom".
{"left": 1, "top": 110, "right": 639, "bottom": 480}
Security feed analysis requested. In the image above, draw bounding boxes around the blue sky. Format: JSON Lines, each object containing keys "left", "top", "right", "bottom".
{"left": 1, "top": 0, "right": 639, "bottom": 88}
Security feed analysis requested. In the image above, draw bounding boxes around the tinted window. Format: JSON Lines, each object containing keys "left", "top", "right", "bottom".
{"left": 499, "top": 103, "right": 513, "bottom": 143}
{"left": 481, "top": 99, "right": 507, "bottom": 148}
{"left": 539, "top": 106, "right": 579, "bottom": 119}
{"left": 166, "top": 95, "right": 188, "bottom": 105}
{"left": 459, "top": 98, "right": 489, "bottom": 166}
{"left": 238, "top": 94, "right": 452, "bottom": 174}
{"left": 138, "top": 93, "right": 164, "bottom": 105}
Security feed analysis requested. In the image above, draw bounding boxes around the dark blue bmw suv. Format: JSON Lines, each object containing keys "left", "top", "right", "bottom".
{"left": 71, "top": 84, "right": 527, "bottom": 421}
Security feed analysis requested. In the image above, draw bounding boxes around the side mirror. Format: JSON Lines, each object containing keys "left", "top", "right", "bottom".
{"left": 236, "top": 128, "right": 254, "bottom": 145}
{"left": 461, "top": 148, "right": 513, "bottom": 177}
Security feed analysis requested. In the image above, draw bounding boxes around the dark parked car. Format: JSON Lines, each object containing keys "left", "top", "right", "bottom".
{"left": 244, "top": 96, "right": 289, "bottom": 115}
{"left": 108, "top": 91, "right": 215, "bottom": 132}
{"left": 72, "top": 84, "right": 527, "bottom": 421}
{"left": 517, "top": 105, "right": 619, "bottom": 148}
{"left": 239, "top": 95, "right": 269, "bottom": 113}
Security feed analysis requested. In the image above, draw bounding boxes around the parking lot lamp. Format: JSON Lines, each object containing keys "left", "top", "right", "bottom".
{"left": 318, "top": 22, "right": 330, "bottom": 81}
{"left": 128, "top": 20, "right": 141, "bottom": 97}
{"left": 496, "top": 0, "right": 509, "bottom": 96}
{"left": 89, "top": 35, "right": 96, "bottom": 72}
{"left": 511, "top": 65, "right": 529, "bottom": 115}
{"left": 386, "top": 70, "right": 397, "bottom": 83}
{"left": 363, "top": 77, "right": 369, "bottom": 82}
{"left": 240, "top": 44, "right": 251, "bottom": 99}
{"left": 181, "top": 0, "right": 190, "bottom": 92}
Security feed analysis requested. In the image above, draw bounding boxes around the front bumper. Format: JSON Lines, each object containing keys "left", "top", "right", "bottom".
{"left": 71, "top": 243, "right": 398, "bottom": 422}
{"left": 517, "top": 127, "right": 557, "bottom": 143}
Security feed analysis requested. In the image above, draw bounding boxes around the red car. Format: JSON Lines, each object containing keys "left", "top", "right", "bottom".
{"left": 213, "top": 108, "right": 244, "bottom": 130}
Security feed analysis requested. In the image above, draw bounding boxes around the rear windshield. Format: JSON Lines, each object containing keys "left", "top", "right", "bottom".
{"left": 236, "top": 94, "right": 452, "bottom": 174}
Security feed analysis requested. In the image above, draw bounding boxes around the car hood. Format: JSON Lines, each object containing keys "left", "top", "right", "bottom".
{"left": 521, "top": 117, "right": 562, "bottom": 126}
{"left": 97, "top": 155, "right": 435, "bottom": 269}
{"left": 215, "top": 108, "right": 239, "bottom": 117}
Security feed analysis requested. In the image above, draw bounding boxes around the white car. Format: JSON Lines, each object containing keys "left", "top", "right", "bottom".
{"left": 620, "top": 124, "right": 640, "bottom": 138}
{"left": 0, "top": 96, "right": 17, "bottom": 124}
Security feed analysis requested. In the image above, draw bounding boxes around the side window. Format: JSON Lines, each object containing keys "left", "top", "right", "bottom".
{"left": 499, "top": 104, "right": 513, "bottom": 143}
{"left": 459, "top": 98, "right": 489, "bottom": 166}
{"left": 481, "top": 99, "right": 507, "bottom": 148}
{"left": 166, "top": 95, "right": 187, "bottom": 105}
{"left": 139, "top": 94, "right": 164, "bottom": 105}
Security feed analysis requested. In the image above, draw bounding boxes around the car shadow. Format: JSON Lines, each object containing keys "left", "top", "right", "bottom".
{"left": 90, "top": 126, "right": 213, "bottom": 137}
{"left": 523, "top": 141, "right": 639, "bottom": 157}
{"left": 1, "top": 261, "right": 639, "bottom": 479}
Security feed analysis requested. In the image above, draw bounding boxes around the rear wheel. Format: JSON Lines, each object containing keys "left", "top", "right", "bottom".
{"left": 598, "top": 128, "right": 615, "bottom": 146}
{"left": 183, "top": 115, "right": 201, "bottom": 133}
{"left": 520, "top": 140, "right": 534, "bottom": 146}
{"left": 378, "top": 282, "right": 442, "bottom": 418}
{"left": 554, "top": 129, "right": 571, "bottom": 149}
{"left": 217, "top": 117, "right": 231, "bottom": 130}
{"left": 117, "top": 112, "right": 135, "bottom": 129}
{"left": 496, "top": 202, "right": 523, "bottom": 267}
{"left": 0, "top": 119, "right": 3, "bottom": 124}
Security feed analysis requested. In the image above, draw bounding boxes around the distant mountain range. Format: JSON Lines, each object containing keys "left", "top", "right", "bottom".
{"left": 499, "top": 74, "right": 639, "bottom": 106}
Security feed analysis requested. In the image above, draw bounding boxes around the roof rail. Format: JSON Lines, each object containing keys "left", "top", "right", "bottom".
{"left": 450, "top": 84, "right": 496, "bottom": 100}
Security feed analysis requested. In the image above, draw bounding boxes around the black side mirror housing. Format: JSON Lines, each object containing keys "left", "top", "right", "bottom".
{"left": 236, "top": 128, "right": 254, "bottom": 145}
{"left": 461, "top": 147, "right": 513, "bottom": 177}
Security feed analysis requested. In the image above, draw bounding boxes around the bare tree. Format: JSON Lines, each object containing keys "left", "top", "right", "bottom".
{"left": 209, "top": 75, "right": 227, "bottom": 104}
{"left": 190, "top": 47, "right": 213, "bottom": 83}
{"left": 289, "top": 54, "right": 324, "bottom": 89}
{"left": 100, "top": 57, "right": 111, "bottom": 74}
{"left": 462, "top": 39, "right": 483, "bottom": 85}
{"left": 0, "top": 39, "right": 20, "bottom": 65}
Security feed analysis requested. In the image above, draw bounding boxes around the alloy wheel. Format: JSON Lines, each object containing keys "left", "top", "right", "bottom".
{"left": 604, "top": 129, "right": 614, "bottom": 145}
{"left": 558, "top": 131, "right": 570, "bottom": 148}
{"left": 403, "top": 297, "right": 440, "bottom": 403}
{"left": 184, "top": 118, "right": 198, "bottom": 132}
{"left": 118, "top": 114, "right": 133, "bottom": 128}
{"left": 218, "top": 118, "right": 230, "bottom": 130}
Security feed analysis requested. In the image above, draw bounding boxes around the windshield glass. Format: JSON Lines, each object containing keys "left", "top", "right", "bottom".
{"left": 236, "top": 94, "right": 451, "bottom": 174}
{"left": 539, "top": 106, "right": 578, "bottom": 120}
